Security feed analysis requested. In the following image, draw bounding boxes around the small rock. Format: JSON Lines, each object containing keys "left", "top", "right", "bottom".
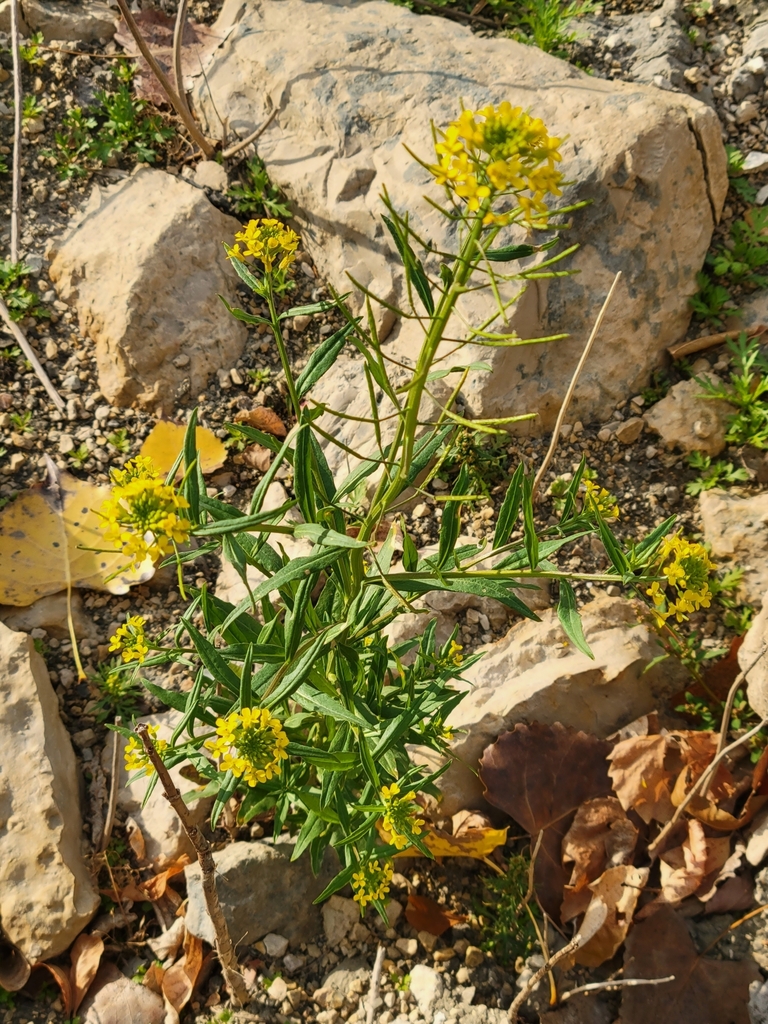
{"left": 465, "top": 946, "right": 484, "bottom": 968}
{"left": 59, "top": 432, "right": 76, "bottom": 456}
{"left": 418, "top": 930, "right": 439, "bottom": 953}
{"left": 323, "top": 894, "right": 360, "bottom": 946}
{"left": 456, "top": 967, "right": 470, "bottom": 984}
{"left": 62, "top": 373, "right": 81, "bottom": 391}
{"left": 412, "top": 502, "right": 429, "bottom": 518}
{"left": 72, "top": 728, "right": 96, "bottom": 747}
{"left": 194, "top": 160, "right": 228, "bottom": 192}
{"left": 230, "top": 367, "right": 244, "bottom": 385}
{"left": 284, "top": 952, "right": 306, "bottom": 972}
{"left": 385, "top": 899, "right": 403, "bottom": 928}
{"left": 459, "top": 986, "right": 476, "bottom": 1005}
{"left": 263, "top": 932, "right": 290, "bottom": 958}
{"left": 597, "top": 427, "right": 613, "bottom": 443}
{"left": 409, "top": 965, "right": 443, "bottom": 1018}
{"left": 173, "top": 353, "right": 190, "bottom": 369}
{"left": 757, "top": 184, "right": 768, "bottom": 206}
{"left": 736, "top": 100, "right": 760, "bottom": 124}
{"left": 740, "top": 590, "right": 768, "bottom": 718}
{"left": 433, "top": 947, "right": 455, "bottom": 962}
{"left": 643, "top": 376, "right": 733, "bottom": 456}
{"left": 743, "top": 151, "right": 768, "bottom": 174}
{"left": 605, "top": 584, "right": 621, "bottom": 598}
{"left": 216, "top": 367, "right": 232, "bottom": 389}
{"left": 8, "top": 452, "right": 25, "bottom": 472}
{"left": 293, "top": 314, "right": 312, "bottom": 331}
{"left": 269, "top": 977, "right": 289, "bottom": 1003}
{"left": 615, "top": 416, "right": 643, "bottom": 444}
{"left": 396, "top": 938, "right": 418, "bottom": 958}
{"left": 648, "top": 13, "right": 663, "bottom": 28}
{"left": 44, "top": 338, "right": 58, "bottom": 359}
{"left": 664, "top": 485, "right": 679, "bottom": 503}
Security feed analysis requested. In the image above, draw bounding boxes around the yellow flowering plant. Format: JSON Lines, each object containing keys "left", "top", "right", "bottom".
{"left": 108, "top": 102, "right": 690, "bottom": 918}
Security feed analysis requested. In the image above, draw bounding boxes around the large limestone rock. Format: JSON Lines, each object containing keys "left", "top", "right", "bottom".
{"left": 699, "top": 489, "right": 768, "bottom": 605}
{"left": 417, "top": 594, "right": 687, "bottom": 814}
{"left": 49, "top": 167, "right": 247, "bottom": 409}
{"left": 0, "top": 623, "right": 98, "bottom": 967}
{"left": 740, "top": 591, "right": 768, "bottom": 721}
{"left": 0, "top": 0, "right": 117, "bottom": 39}
{"left": 105, "top": 711, "right": 214, "bottom": 868}
{"left": 643, "top": 376, "right": 735, "bottom": 456}
{"left": 185, "top": 837, "right": 339, "bottom": 948}
{"left": 194, "top": 0, "right": 726, "bottom": 446}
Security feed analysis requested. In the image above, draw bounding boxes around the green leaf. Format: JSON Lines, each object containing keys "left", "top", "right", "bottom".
{"left": 183, "top": 618, "right": 241, "bottom": 694}
{"left": 295, "top": 322, "right": 356, "bottom": 398}
{"left": 294, "top": 685, "right": 369, "bottom": 727}
{"left": 227, "top": 254, "right": 262, "bottom": 293}
{"left": 484, "top": 243, "right": 536, "bottom": 262}
{"left": 438, "top": 463, "right": 468, "bottom": 568}
{"left": 382, "top": 214, "right": 434, "bottom": 315}
{"left": 402, "top": 525, "right": 419, "bottom": 572}
{"left": 594, "top": 509, "right": 630, "bottom": 575}
{"left": 557, "top": 580, "right": 594, "bottom": 659}
{"left": 313, "top": 863, "right": 358, "bottom": 904}
{"left": 378, "top": 573, "right": 537, "bottom": 618}
{"left": 426, "top": 362, "right": 491, "bottom": 382}
{"left": 632, "top": 515, "right": 677, "bottom": 565}
{"left": 219, "top": 297, "right": 270, "bottom": 327}
{"left": 285, "top": 742, "right": 358, "bottom": 771}
{"left": 225, "top": 421, "right": 282, "bottom": 453}
{"left": 493, "top": 463, "right": 524, "bottom": 549}
{"left": 294, "top": 423, "right": 317, "bottom": 523}
{"left": 405, "top": 424, "right": 454, "bottom": 489}
{"left": 182, "top": 409, "right": 200, "bottom": 524}
{"left": 281, "top": 298, "right": 346, "bottom": 319}
{"left": 522, "top": 472, "right": 538, "bottom": 570}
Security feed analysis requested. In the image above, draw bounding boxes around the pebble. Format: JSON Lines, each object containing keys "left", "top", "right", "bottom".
{"left": 743, "top": 151, "right": 768, "bottom": 173}
{"left": 269, "top": 976, "right": 289, "bottom": 1002}
{"left": 418, "top": 930, "right": 439, "bottom": 952}
{"left": 397, "top": 937, "right": 418, "bottom": 957}
{"left": 8, "top": 452, "right": 25, "bottom": 472}
{"left": 757, "top": 184, "right": 768, "bottom": 205}
{"left": 615, "top": 417, "right": 643, "bottom": 444}
{"left": 230, "top": 367, "right": 244, "bottom": 386}
{"left": 58, "top": 433, "right": 75, "bottom": 454}
{"left": 412, "top": 503, "right": 429, "bottom": 519}
{"left": 173, "top": 353, "right": 190, "bottom": 369}
{"left": 464, "top": 946, "right": 484, "bottom": 968}
{"left": 216, "top": 368, "right": 232, "bottom": 389}
{"left": 263, "top": 932, "right": 289, "bottom": 958}
{"left": 736, "top": 99, "right": 760, "bottom": 123}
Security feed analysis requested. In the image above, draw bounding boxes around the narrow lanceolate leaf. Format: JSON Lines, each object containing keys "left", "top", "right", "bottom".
{"left": 557, "top": 580, "right": 594, "bottom": 659}
{"left": 382, "top": 214, "right": 434, "bottom": 316}
{"left": 182, "top": 409, "right": 200, "bottom": 525}
{"left": 493, "top": 463, "right": 524, "bottom": 549}
{"left": 484, "top": 243, "right": 536, "bottom": 262}
{"left": 294, "top": 685, "right": 369, "bottom": 727}
{"left": 402, "top": 525, "right": 419, "bottom": 572}
{"left": 294, "top": 423, "right": 317, "bottom": 523}
{"left": 522, "top": 471, "right": 538, "bottom": 570}
{"left": 438, "top": 464, "right": 468, "bottom": 568}
{"left": 183, "top": 618, "right": 242, "bottom": 694}
{"left": 294, "top": 524, "right": 368, "bottom": 549}
{"left": 295, "top": 322, "right": 356, "bottom": 398}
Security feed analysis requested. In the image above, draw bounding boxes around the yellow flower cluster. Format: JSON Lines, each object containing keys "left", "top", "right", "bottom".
{"left": 583, "top": 479, "right": 620, "bottom": 521}
{"left": 109, "top": 613, "right": 149, "bottom": 663}
{"left": 205, "top": 706, "right": 289, "bottom": 787}
{"left": 100, "top": 456, "right": 192, "bottom": 569}
{"left": 429, "top": 102, "right": 563, "bottom": 226}
{"left": 228, "top": 218, "right": 300, "bottom": 273}
{"left": 381, "top": 782, "right": 426, "bottom": 850}
{"left": 646, "top": 534, "right": 716, "bottom": 626}
{"left": 124, "top": 724, "right": 168, "bottom": 776}
{"left": 352, "top": 858, "right": 394, "bottom": 907}
{"left": 448, "top": 639, "right": 464, "bottom": 666}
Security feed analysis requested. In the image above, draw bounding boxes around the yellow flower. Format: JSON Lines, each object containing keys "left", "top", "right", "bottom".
{"left": 100, "top": 456, "right": 191, "bottom": 570}
{"left": 205, "top": 706, "right": 289, "bottom": 787}
{"left": 109, "top": 614, "right": 149, "bottom": 664}
{"left": 229, "top": 218, "right": 300, "bottom": 273}
{"left": 381, "top": 782, "right": 426, "bottom": 850}
{"left": 428, "top": 102, "right": 563, "bottom": 227}
{"left": 583, "top": 479, "right": 620, "bottom": 521}
{"left": 124, "top": 724, "right": 168, "bottom": 776}
{"left": 646, "top": 534, "right": 716, "bottom": 627}
{"left": 352, "top": 859, "right": 394, "bottom": 907}
{"left": 448, "top": 640, "right": 463, "bottom": 666}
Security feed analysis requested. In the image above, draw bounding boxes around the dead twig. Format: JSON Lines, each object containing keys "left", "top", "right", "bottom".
{"left": 136, "top": 723, "right": 248, "bottom": 1006}
{"left": 667, "top": 324, "right": 767, "bottom": 361}
{"left": 365, "top": 944, "right": 386, "bottom": 1024}
{"left": 114, "top": 0, "right": 214, "bottom": 158}
{"left": 702, "top": 902, "right": 768, "bottom": 955}
{"left": 0, "top": 295, "right": 65, "bottom": 411}
{"left": 221, "top": 107, "right": 279, "bottom": 161}
{"left": 648, "top": 715, "right": 768, "bottom": 858}
{"left": 560, "top": 975, "right": 675, "bottom": 1001}
{"left": 10, "top": 0, "right": 22, "bottom": 262}
{"left": 508, "top": 934, "right": 582, "bottom": 1022}
{"left": 532, "top": 272, "right": 621, "bottom": 500}
{"left": 408, "top": 0, "right": 500, "bottom": 28}
{"left": 98, "top": 720, "right": 122, "bottom": 855}
{"left": 172, "top": 0, "right": 193, "bottom": 123}
{"left": 717, "top": 646, "right": 768, "bottom": 756}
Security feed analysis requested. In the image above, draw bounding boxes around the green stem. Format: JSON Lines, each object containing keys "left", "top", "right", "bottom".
{"left": 266, "top": 277, "right": 301, "bottom": 421}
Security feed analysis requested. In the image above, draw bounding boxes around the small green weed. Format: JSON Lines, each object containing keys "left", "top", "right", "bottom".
{"left": 20, "top": 31, "right": 45, "bottom": 66}
{"left": 478, "top": 854, "right": 540, "bottom": 966}
{"left": 0, "top": 988, "right": 15, "bottom": 1008}
{"left": 707, "top": 207, "right": 768, "bottom": 288}
{"left": 0, "top": 491, "right": 16, "bottom": 512}
{"left": 228, "top": 155, "right": 292, "bottom": 219}
{"left": 676, "top": 688, "right": 767, "bottom": 761}
{"left": 509, "top": 0, "right": 596, "bottom": 57}
{"left": 9, "top": 409, "right": 33, "bottom": 434}
{"left": 247, "top": 366, "right": 272, "bottom": 387}
{"left": 0, "top": 155, "right": 8, "bottom": 175}
{"left": 697, "top": 332, "right": 768, "bottom": 448}
{"left": 689, "top": 271, "right": 734, "bottom": 328}
{"left": 69, "top": 443, "right": 90, "bottom": 468}
{"left": 33, "top": 636, "right": 49, "bottom": 657}
{"left": 107, "top": 428, "right": 131, "bottom": 454}
{"left": 710, "top": 567, "right": 754, "bottom": 635}
{"left": 0, "top": 260, "right": 48, "bottom": 322}
{"left": 642, "top": 367, "right": 672, "bottom": 405}
{"left": 725, "top": 145, "right": 758, "bottom": 204}
{"left": 91, "top": 660, "right": 143, "bottom": 722}
{"left": 685, "top": 452, "right": 749, "bottom": 495}
{"left": 390, "top": 972, "right": 411, "bottom": 992}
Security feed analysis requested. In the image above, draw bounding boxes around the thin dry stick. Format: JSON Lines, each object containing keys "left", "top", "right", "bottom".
{"left": 221, "top": 107, "right": 279, "bottom": 161}
{"left": 717, "top": 646, "right": 768, "bottom": 755}
{"left": 668, "top": 324, "right": 767, "bottom": 361}
{"left": 532, "top": 272, "right": 621, "bottom": 500}
{"left": 114, "top": 0, "right": 214, "bottom": 158}
{"left": 172, "top": 0, "right": 192, "bottom": 122}
{"left": 508, "top": 935, "right": 582, "bottom": 1023}
{"left": 0, "top": 295, "right": 65, "bottom": 411}
{"left": 136, "top": 723, "right": 248, "bottom": 1006}
{"left": 365, "top": 944, "right": 386, "bottom": 1024}
{"left": 9, "top": 0, "right": 22, "bottom": 262}
{"left": 648, "top": 715, "right": 768, "bottom": 858}
{"left": 702, "top": 902, "right": 768, "bottom": 955}
{"left": 560, "top": 975, "right": 675, "bottom": 1002}
{"left": 98, "top": 720, "right": 122, "bottom": 854}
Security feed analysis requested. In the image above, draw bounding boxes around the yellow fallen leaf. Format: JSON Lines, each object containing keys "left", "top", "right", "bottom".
{"left": 139, "top": 421, "right": 226, "bottom": 477}
{"left": 377, "top": 820, "right": 507, "bottom": 859}
{"left": 0, "top": 468, "right": 153, "bottom": 606}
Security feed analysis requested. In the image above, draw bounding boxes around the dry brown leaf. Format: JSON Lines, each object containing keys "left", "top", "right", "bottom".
{"left": 70, "top": 933, "right": 104, "bottom": 1013}
{"left": 658, "top": 819, "right": 709, "bottom": 907}
{"left": 125, "top": 815, "right": 147, "bottom": 862}
{"left": 147, "top": 917, "right": 186, "bottom": 963}
{"left": 0, "top": 467, "right": 153, "bottom": 605}
{"left": 139, "top": 421, "right": 226, "bottom": 478}
{"left": 621, "top": 904, "right": 760, "bottom": 1024}
{"left": 37, "top": 962, "right": 73, "bottom": 1016}
{"left": 161, "top": 930, "right": 204, "bottom": 1014}
{"left": 377, "top": 821, "right": 507, "bottom": 860}
{"left": 561, "top": 797, "right": 638, "bottom": 923}
{"left": 572, "top": 865, "right": 649, "bottom": 968}
{"left": 78, "top": 962, "right": 165, "bottom": 1023}
{"left": 143, "top": 962, "right": 166, "bottom": 995}
{"left": 142, "top": 855, "right": 191, "bottom": 901}
{"left": 480, "top": 723, "right": 612, "bottom": 921}
{"left": 607, "top": 734, "right": 675, "bottom": 824}
{"left": 240, "top": 444, "right": 273, "bottom": 472}
{"left": 405, "top": 895, "right": 466, "bottom": 936}
{"left": 235, "top": 406, "right": 288, "bottom": 438}
{"left": 702, "top": 873, "right": 755, "bottom": 915}
{"left": 452, "top": 809, "right": 495, "bottom": 836}
{"left": 114, "top": 10, "right": 228, "bottom": 105}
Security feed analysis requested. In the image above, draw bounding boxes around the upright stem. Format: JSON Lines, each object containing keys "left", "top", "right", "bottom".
{"left": 266, "top": 279, "right": 302, "bottom": 421}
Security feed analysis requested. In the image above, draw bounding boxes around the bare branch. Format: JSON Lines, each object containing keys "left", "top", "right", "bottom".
{"left": 560, "top": 975, "right": 675, "bottom": 1001}
{"left": 172, "top": 0, "right": 193, "bottom": 123}
{"left": 0, "top": 295, "right": 65, "bottom": 412}
{"left": 365, "top": 944, "right": 386, "bottom": 1024}
{"left": 532, "top": 272, "right": 621, "bottom": 501}
{"left": 508, "top": 934, "right": 582, "bottom": 1022}
{"left": 221, "top": 108, "right": 279, "bottom": 161}
{"left": 136, "top": 723, "right": 248, "bottom": 1006}
{"left": 98, "top": 718, "right": 122, "bottom": 854}
{"left": 717, "top": 645, "right": 767, "bottom": 755}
